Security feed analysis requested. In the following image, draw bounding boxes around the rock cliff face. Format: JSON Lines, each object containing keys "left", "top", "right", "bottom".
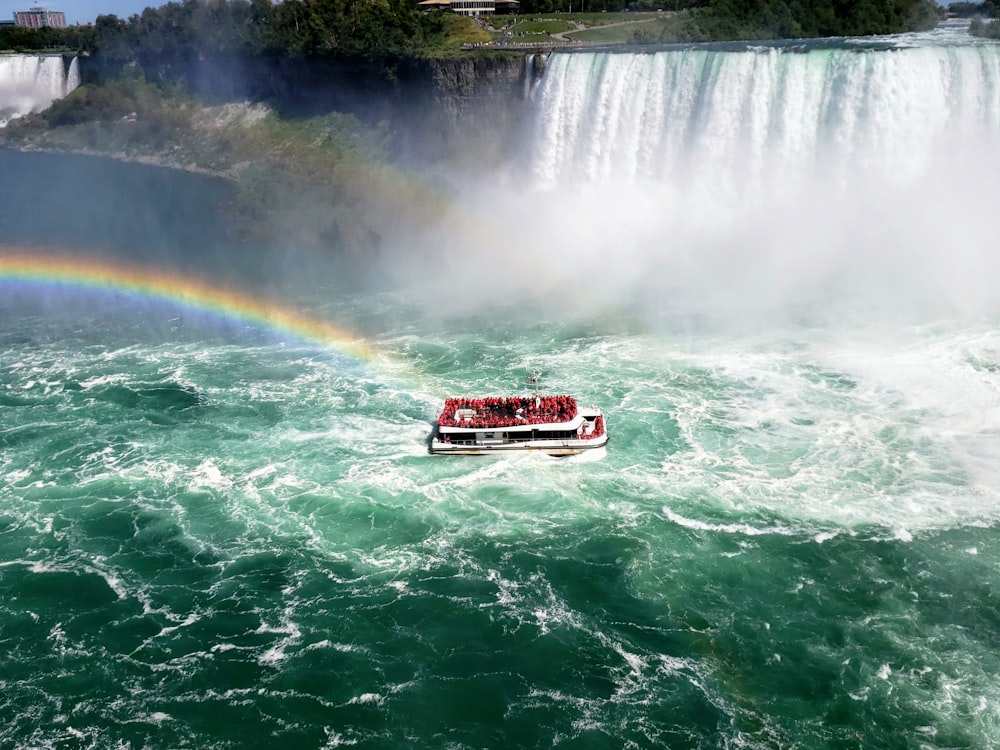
{"left": 419, "top": 54, "right": 545, "bottom": 162}
{"left": 428, "top": 55, "right": 528, "bottom": 116}
{"left": 81, "top": 51, "right": 544, "bottom": 164}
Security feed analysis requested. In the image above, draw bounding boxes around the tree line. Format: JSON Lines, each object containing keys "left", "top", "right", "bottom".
{"left": 948, "top": 0, "right": 1000, "bottom": 16}
{"left": 0, "top": 0, "right": 446, "bottom": 59}
{"left": 0, "top": 0, "right": 944, "bottom": 60}
{"left": 636, "top": 0, "right": 941, "bottom": 41}
{"left": 949, "top": 0, "right": 1000, "bottom": 38}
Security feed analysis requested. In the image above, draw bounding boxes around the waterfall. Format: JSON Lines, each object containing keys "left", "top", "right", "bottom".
{"left": 523, "top": 54, "right": 536, "bottom": 100}
{"left": 65, "top": 56, "right": 80, "bottom": 94}
{"left": 523, "top": 53, "right": 548, "bottom": 100}
{"left": 529, "top": 41, "right": 1000, "bottom": 199}
{"left": 492, "top": 30, "right": 1000, "bottom": 322}
{"left": 0, "top": 54, "right": 81, "bottom": 128}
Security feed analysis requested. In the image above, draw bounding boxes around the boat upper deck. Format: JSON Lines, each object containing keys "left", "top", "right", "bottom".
{"left": 437, "top": 395, "right": 579, "bottom": 431}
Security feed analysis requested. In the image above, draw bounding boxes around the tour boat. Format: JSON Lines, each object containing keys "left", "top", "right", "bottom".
{"left": 430, "top": 394, "right": 607, "bottom": 456}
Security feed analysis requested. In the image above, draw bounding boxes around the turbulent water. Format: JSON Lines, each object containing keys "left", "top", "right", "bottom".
{"left": 5, "top": 22, "right": 1000, "bottom": 750}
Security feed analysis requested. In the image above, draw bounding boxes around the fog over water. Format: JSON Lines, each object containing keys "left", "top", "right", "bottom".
{"left": 3, "top": 23, "right": 1000, "bottom": 750}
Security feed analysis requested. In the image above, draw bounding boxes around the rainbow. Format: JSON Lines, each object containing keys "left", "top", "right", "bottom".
{"left": 0, "top": 248, "right": 376, "bottom": 360}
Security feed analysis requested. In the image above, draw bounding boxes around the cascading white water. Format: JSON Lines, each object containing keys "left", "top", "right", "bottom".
{"left": 0, "top": 54, "right": 80, "bottom": 127}
{"left": 65, "top": 55, "right": 80, "bottom": 93}
{"left": 531, "top": 42, "right": 1000, "bottom": 193}
{"left": 499, "top": 32, "right": 1000, "bottom": 324}
{"left": 523, "top": 53, "right": 536, "bottom": 100}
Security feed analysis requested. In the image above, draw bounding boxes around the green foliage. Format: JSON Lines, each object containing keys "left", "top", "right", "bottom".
{"left": 44, "top": 83, "right": 134, "bottom": 125}
{"left": 76, "top": 0, "right": 452, "bottom": 68}
{"left": 512, "top": 18, "right": 576, "bottom": 33}
{"left": 951, "top": 0, "right": 1000, "bottom": 17}
{"left": 567, "top": 14, "right": 668, "bottom": 42}
{"left": 628, "top": 0, "right": 944, "bottom": 41}
{"left": 93, "top": 13, "right": 137, "bottom": 59}
{"left": 409, "top": 14, "right": 489, "bottom": 55}
{"left": 0, "top": 25, "right": 47, "bottom": 51}
{"left": 262, "top": 0, "right": 444, "bottom": 58}
{"left": 523, "top": 0, "right": 941, "bottom": 36}
{"left": 4, "top": 72, "right": 411, "bottom": 251}
{"left": 93, "top": 0, "right": 257, "bottom": 64}
{"left": 43, "top": 74, "right": 191, "bottom": 127}
{"left": 243, "top": 111, "right": 391, "bottom": 170}
{"left": 0, "top": 23, "right": 96, "bottom": 52}
{"left": 970, "top": 17, "right": 1000, "bottom": 37}
{"left": 228, "top": 111, "right": 391, "bottom": 238}
{"left": 2, "top": 0, "right": 947, "bottom": 62}
{"left": 568, "top": 11, "right": 647, "bottom": 24}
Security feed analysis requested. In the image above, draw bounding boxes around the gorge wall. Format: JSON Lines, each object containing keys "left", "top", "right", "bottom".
{"left": 3, "top": 50, "right": 540, "bottom": 161}
{"left": 79, "top": 51, "right": 541, "bottom": 163}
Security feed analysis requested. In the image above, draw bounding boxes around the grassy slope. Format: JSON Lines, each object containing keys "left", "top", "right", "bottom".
{"left": 422, "top": 14, "right": 495, "bottom": 55}
{"left": 564, "top": 13, "right": 669, "bottom": 42}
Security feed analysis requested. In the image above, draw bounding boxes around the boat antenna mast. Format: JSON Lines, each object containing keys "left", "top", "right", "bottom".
{"left": 525, "top": 367, "right": 543, "bottom": 396}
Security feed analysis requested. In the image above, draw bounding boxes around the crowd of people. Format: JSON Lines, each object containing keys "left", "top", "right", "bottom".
{"left": 584, "top": 416, "right": 605, "bottom": 440}
{"left": 437, "top": 395, "right": 578, "bottom": 428}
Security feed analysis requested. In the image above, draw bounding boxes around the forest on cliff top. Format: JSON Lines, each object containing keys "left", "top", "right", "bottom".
{"left": 1, "top": 0, "right": 944, "bottom": 61}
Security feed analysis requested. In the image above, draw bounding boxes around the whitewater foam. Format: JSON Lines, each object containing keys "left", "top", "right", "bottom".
{"left": 5, "top": 44, "right": 1000, "bottom": 742}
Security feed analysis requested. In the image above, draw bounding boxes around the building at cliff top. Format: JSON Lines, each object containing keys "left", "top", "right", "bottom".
{"left": 14, "top": 7, "right": 66, "bottom": 28}
{"left": 417, "top": 0, "right": 519, "bottom": 15}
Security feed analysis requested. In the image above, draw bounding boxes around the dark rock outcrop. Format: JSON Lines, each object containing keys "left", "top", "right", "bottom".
{"left": 82, "top": 51, "right": 543, "bottom": 163}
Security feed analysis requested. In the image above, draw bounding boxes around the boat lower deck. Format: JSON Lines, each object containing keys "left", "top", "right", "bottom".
{"left": 430, "top": 434, "right": 608, "bottom": 456}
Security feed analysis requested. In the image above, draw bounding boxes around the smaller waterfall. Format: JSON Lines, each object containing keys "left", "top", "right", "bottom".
{"left": 523, "top": 54, "right": 536, "bottom": 100}
{"left": 523, "top": 53, "right": 547, "bottom": 100}
{"left": 0, "top": 54, "right": 81, "bottom": 128}
{"left": 65, "top": 56, "right": 80, "bottom": 93}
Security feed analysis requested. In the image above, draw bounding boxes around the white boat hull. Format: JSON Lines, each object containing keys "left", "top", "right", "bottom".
{"left": 430, "top": 432, "right": 608, "bottom": 456}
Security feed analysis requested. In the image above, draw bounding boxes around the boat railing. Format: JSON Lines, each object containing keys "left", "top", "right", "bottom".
{"left": 438, "top": 395, "right": 578, "bottom": 428}
{"left": 439, "top": 428, "right": 600, "bottom": 447}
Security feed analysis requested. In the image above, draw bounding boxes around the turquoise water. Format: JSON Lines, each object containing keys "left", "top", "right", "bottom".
{"left": 4, "top": 288, "right": 1000, "bottom": 749}
{"left": 5, "top": 23, "right": 1000, "bottom": 750}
